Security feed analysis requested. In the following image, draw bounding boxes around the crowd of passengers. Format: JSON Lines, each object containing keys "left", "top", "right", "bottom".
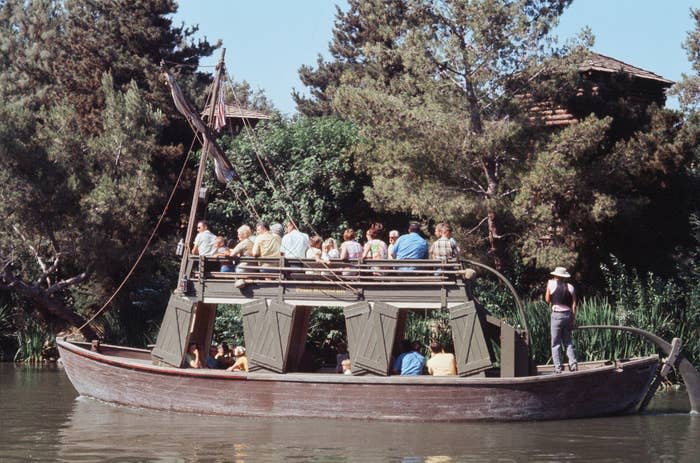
{"left": 185, "top": 220, "right": 461, "bottom": 374}
{"left": 191, "top": 219, "right": 461, "bottom": 271}
{"left": 184, "top": 338, "right": 457, "bottom": 377}
{"left": 184, "top": 341, "right": 249, "bottom": 372}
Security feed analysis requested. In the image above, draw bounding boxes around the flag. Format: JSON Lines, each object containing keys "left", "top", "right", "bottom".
{"left": 214, "top": 89, "right": 227, "bottom": 132}
{"left": 164, "top": 71, "right": 237, "bottom": 183}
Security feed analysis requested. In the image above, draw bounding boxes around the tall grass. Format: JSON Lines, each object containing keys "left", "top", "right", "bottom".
{"left": 479, "top": 258, "right": 700, "bottom": 368}
{"left": 404, "top": 309, "right": 453, "bottom": 351}
{"left": 14, "top": 317, "right": 51, "bottom": 363}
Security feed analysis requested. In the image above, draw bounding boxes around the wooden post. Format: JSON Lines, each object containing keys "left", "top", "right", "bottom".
{"left": 177, "top": 48, "right": 227, "bottom": 285}
{"left": 500, "top": 324, "right": 531, "bottom": 377}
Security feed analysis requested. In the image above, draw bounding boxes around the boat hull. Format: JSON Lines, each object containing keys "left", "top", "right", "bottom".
{"left": 57, "top": 339, "right": 658, "bottom": 422}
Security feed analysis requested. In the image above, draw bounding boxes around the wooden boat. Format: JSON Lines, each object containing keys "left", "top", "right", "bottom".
{"left": 58, "top": 50, "right": 700, "bottom": 421}
{"left": 59, "top": 250, "right": 700, "bottom": 421}
{"left": 57, "top": 338, "right": 659, "bottom": 422}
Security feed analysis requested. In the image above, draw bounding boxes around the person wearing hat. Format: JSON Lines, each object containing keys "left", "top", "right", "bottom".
{"left": 545, "top": 267, "right": 578, "bottom": 373}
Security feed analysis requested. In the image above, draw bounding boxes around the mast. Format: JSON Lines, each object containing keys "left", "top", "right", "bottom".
{"left": 177, "top": 48, "right": 227, "bottom": 285}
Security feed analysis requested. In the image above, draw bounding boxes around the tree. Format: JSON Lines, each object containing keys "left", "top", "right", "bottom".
{"left": 672, "top": 7, "right": 700, "bottom": 276}
{"left": 323, "top": 0, "right": 576, "bottom": 270}
{"left": 57, "top": 0, "right": 217, "bottom": 134}
{"left": 674, "top": 8, "right": 700, "bottom": 112}
{"left": 0, "top": 0, "right": 217, "bottom": 347}
{"left": 299, "top": 0, "right": 699, "bottom": 280}
{"left": 204, "top": 116, "right": 372, "bottom": 240}
{"left": 513, "top": 105, "right": 698, "bottom": 275}
{"left": 294, "top": 0, "right": 412, "bottom": 117}
{"left": 0, "top": 76, "right": 165, "bottom": 341}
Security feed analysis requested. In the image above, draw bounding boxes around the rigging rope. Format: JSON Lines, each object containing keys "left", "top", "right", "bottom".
{"left": 76, "top": 136, "right": 198, "bottom": 334}
{"left": 221, "top": 67, "right": 361, "bottom": 291}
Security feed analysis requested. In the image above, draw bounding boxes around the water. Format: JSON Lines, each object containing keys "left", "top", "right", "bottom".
{"left": 1, "top": 363, "right": 698, "bottom": 462}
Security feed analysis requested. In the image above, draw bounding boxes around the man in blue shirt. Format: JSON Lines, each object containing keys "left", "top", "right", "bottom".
{"left": 391, "top": 222, "right": 428, "bottom": 259}
{"left": 392, "top": 340, "right": 426, "bottom": 375}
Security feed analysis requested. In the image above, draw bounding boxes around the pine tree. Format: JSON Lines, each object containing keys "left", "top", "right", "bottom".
{"left": 322, "top": 0, "right": 575, "bottom": 269}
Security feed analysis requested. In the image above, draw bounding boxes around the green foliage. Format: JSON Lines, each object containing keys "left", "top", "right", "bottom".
{"left": 306, "top": 306, "right": 347, "bottom": 348}
{"left": 300, "top": 0, "right": 699, "bottom": 281}
{"left": 480, "top": 258, "right": 700, "bottom": 368}
{"left": 0, "top": 303, "right": 16, "bottom": 360}
{"left": 14, "top": 317, "right": 51, "bottom": 363}
{"left": 673, "top": 8, "right": 700, "bottom": 112}
{"left": 315, "top": 0, "right": 588, "bottom": 269}
{"left": 404, "top": 310, "right": 453, "bottom": 352}
{"left": 206, "top": 116, "right": 370, "bottom": 240}
{"left": 212, "top": 305, "right": 244, "bottom": 347}
{"left": 0, "top": 0, "right": 216, "bottom": 350}
{"left": 450, "top": 254, "right": 700, "bottom": 370}
{"left": 514, "top": 116, "right": 613, "bottom": 269}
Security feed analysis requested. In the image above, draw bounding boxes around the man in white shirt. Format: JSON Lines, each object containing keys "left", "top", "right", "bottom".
{"left": 387, "top": 230, "right": 399, "bottom": 259}
{"left": 280, "top": 220, "right": 309, "bottom": 259}
{"left": 192, "top": 220, "right": 217, "bottom": 257}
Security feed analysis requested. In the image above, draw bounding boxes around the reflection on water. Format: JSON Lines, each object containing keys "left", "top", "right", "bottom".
{"left": 1, "top": 364, "right": 698, "bottom": 462}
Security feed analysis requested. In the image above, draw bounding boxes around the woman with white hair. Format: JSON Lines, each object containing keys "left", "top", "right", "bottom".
{"left": 545, "top": 267, "right": 578, "bottom": 374}
{"left": 229, "top": 224, "right": 254, "bottom": 273}
{"left": 321, "top": 237, "right": 339, "bottom": 261}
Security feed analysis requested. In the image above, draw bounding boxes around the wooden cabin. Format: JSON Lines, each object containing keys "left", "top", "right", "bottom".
{"left": 152, "top": 256, "right": 531, "bottom": 379}
{"left": 528, "top": 52, "right": 674, "bottom": 128}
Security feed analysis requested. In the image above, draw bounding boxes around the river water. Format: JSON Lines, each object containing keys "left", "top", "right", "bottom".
{"left": 0, "top": 363, "right": 698, "bottom": 462}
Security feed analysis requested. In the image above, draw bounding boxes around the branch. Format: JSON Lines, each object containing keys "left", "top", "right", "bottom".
{"left": 12, "top": 224, "right": 50, "bottom": 277}
{"left": 467, "top": 217, "right": 489, "bottom": 235}
{"left": 0, "top": 260, "right": 17, "bottom": 289}
{"left": 38, "top": 254, "right": 62, "bottom": 286}
{"left": 498, "top": 188, "right": 518, "bottom": 198}
{"left": 46, "top": 271, "right": 88, "bottom": 295}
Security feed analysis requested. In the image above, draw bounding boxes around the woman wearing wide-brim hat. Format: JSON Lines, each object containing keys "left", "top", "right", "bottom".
{"left": 544, "top": 267, "right": 578, "bottom": 373}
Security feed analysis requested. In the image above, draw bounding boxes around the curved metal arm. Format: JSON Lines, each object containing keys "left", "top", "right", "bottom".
{"left": 577, "top": 325, "right": 700, "bottom": 414}
{"left": 464, "top": 260, "right": 529, "bottom": 337}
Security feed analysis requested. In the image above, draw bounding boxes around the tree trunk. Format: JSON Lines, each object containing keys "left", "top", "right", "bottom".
{"left": 483, "top": 156, "right": 505, "bottom": 272}
{"left": 1, "top": 267, "right": 99, "bottom": 341}
{"left": 33, "top": 292, "right": 99, "bottom": 342}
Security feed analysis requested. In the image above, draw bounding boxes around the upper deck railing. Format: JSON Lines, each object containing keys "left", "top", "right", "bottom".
{"left": 181, "top": 256, "right": 475, "bottom": 309}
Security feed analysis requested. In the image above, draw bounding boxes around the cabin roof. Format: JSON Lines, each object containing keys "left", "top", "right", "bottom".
{"left": 202, "top": 104, "right": 271, "bottom": 121}
{"left": 579, "top": 52, "right": 674, "bottom": 86}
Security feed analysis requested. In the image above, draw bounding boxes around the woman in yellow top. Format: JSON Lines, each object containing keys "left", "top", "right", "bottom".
{"left": 226, "top": 346, "right": 249, "bottom": 372}
{"left": 426, "top": 341, "right": 457, "bottom": 376}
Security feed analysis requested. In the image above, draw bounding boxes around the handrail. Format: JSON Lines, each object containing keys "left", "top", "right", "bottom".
{"left": 463, "top": 260, "right": 530, "bottom": 340}
{"left": 576, "top": 325, "right": 700, "bottom": 414}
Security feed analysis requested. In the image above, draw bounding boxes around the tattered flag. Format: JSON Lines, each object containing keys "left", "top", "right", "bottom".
{"left": 163, "top": 71, "right": 237, "bottom": 183}
{"left": 214, "top": 89, "right": 227, "bottom": 132}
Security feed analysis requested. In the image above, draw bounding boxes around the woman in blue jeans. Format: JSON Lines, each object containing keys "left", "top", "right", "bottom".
{"left": 545, "top": 267, "right": 578, "bottom": 373}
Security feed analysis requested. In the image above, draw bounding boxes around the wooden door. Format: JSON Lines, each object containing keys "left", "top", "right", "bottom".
{"left": 151, "top": 295, "right": 195, "bottom": 367}
{"left": 344, "top": 302, "right": 399, "bottom": 376}
{"left": 449, "top": 302, "right": 493, "bottom": 376}
{"left": 241, "top": 299, "right": 296, "bottom": 373}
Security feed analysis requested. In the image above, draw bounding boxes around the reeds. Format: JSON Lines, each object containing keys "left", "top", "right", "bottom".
{"left": 477, "top": 259, "right": 700, "bottom": 368}
{"left": 14, "top": 317, "right": 50, "bottom": 363}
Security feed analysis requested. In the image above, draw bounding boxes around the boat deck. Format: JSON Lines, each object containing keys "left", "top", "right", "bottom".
{"left": 181, "top": 256, "right": 474, "bottom": 308}
{"left": 69, "top": 340, "right": 639, "bottom": 384}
